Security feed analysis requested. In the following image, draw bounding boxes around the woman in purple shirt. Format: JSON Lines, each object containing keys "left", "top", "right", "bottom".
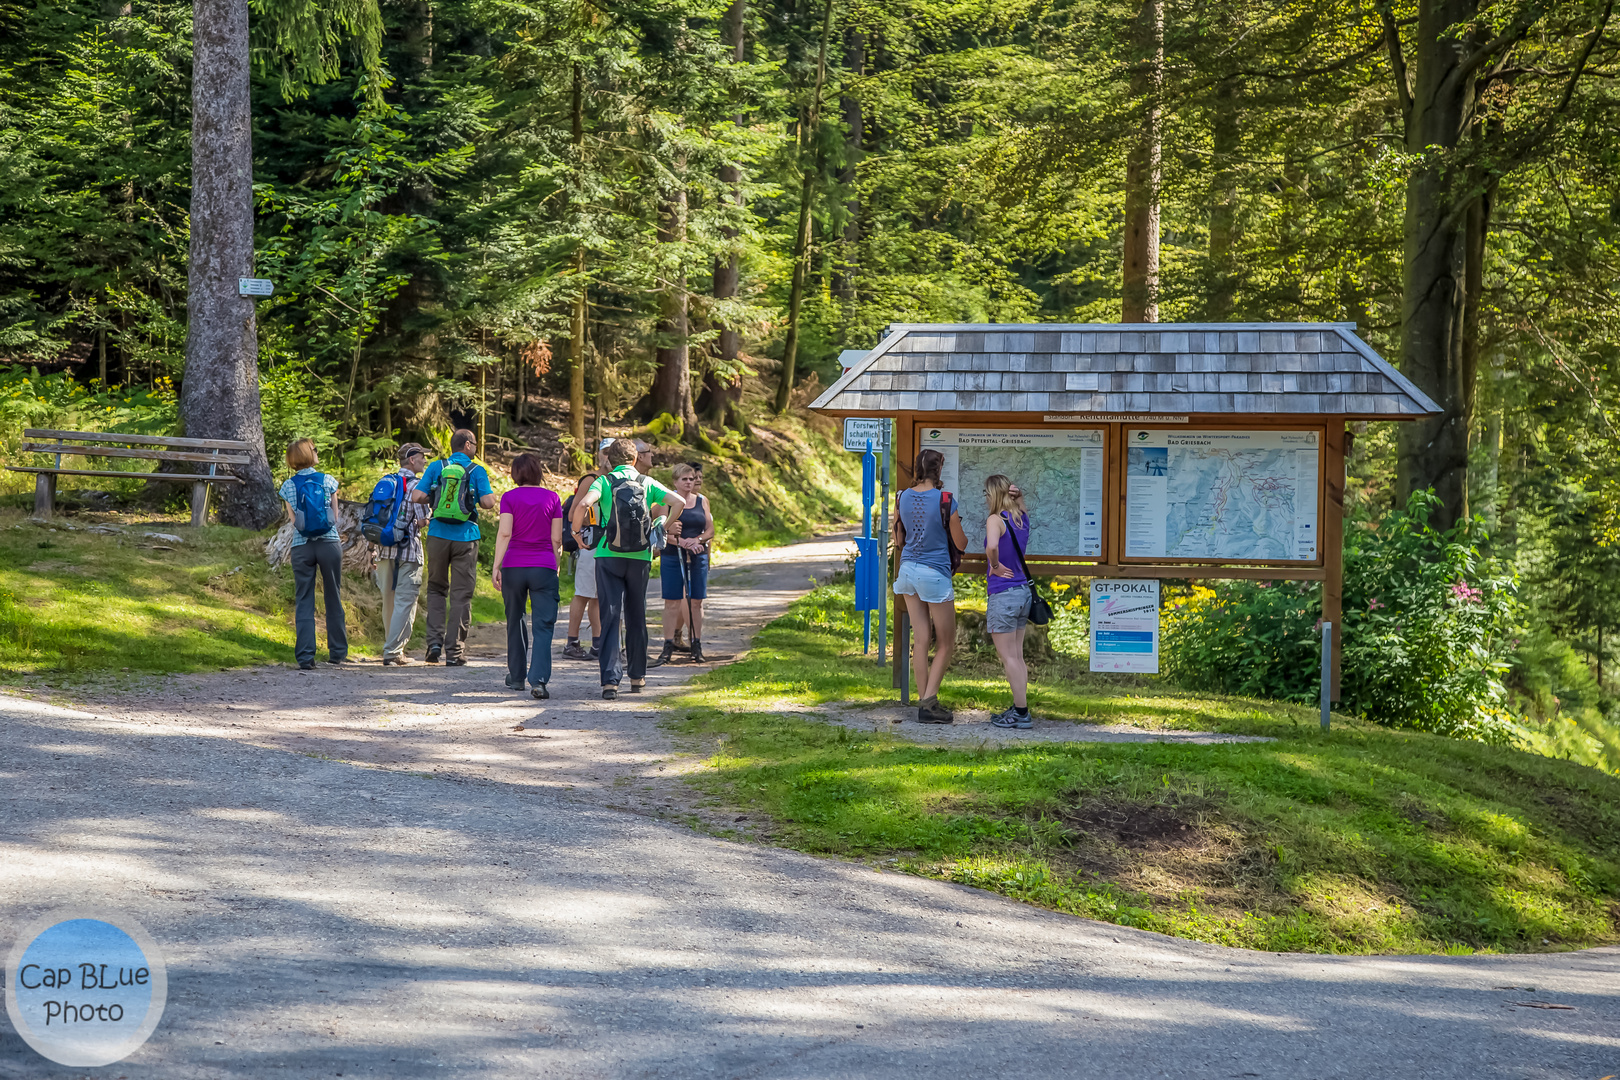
{"left": 492, "top": 454, "right": 564, "bottom": 699}
{"left": 983, "top": 474, "right": 1033, "bottom": 729}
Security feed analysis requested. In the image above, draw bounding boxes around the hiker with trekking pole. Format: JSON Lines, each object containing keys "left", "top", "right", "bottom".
{"left": 652, "top": 463, "right": 714, "bottom": 666}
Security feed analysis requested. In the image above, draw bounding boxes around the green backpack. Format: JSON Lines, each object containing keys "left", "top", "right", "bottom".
{"left": 430, "top": 461, "right": 477, "bottom": 523}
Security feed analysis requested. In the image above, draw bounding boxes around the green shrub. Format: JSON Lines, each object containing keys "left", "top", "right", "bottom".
{"left": 1163, "top": 491, "right": 1519, "bottom": 742}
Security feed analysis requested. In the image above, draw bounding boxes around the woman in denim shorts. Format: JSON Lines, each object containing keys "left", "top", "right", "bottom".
{"left": 892, "top": 448, "right": 968, "bottom": 723}
{"left": 984, "top": 474, "right": 1033, "bottom": 729}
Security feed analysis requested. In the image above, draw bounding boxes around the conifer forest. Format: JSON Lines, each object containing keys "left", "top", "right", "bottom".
{"left": 2, "top": 0, "right": 1620, "bottom": 761}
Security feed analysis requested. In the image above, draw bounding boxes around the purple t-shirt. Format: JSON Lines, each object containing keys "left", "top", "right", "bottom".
{"left": 499, "top": 486, "right": 563, "bottom": 569}
{"left": 988, "top": 512, "right": 1030, "bottom": 596}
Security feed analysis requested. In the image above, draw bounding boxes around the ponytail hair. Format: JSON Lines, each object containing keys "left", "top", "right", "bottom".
{"left": 984, "top": 474, "right": 1027, "bottom": 527}
{"left": 913, "top": 448, "right": 944, "bottom": 489}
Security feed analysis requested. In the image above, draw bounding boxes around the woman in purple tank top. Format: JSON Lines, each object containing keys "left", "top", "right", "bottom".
{"left": 983, "top": 474, "right": 1033, "bottom": 729}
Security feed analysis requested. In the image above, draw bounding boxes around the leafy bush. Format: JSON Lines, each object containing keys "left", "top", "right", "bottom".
{"left": 1161, "top": 581, "right": 1323, "bottom": 703}
{"left": 1508, "top": 627, "right": 1620, "bottom": 773}
{"left": 1163, "top": 491, "right": 1520, "bottom": 742}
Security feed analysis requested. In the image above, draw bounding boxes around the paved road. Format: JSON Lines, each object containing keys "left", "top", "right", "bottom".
{"left": 2, "top": 538, "right": 1618, "bottom": 1078}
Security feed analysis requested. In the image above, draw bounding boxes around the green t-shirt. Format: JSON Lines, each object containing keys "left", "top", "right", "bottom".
{"left": 589, "top": 465, "right": 674, "bottom": 561}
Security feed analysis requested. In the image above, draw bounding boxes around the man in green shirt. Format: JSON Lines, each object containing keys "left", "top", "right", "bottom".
{"left": 570, "top": 438, "right": 687, "bottom": 699}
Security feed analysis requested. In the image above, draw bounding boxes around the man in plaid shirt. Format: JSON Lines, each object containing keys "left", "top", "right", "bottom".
{"left": 375, "top": 443, "right": 433, "bottom": 665}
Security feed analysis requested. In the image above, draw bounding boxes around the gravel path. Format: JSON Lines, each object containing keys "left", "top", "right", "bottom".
{"left": 3, "top": 533, "right": 1617, "bottom": 1078}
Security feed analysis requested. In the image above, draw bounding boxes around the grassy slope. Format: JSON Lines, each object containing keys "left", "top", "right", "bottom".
{"left": 0, "top": 508, "right": 505, "bottom": 679}
{"left": 0, "top": 404, "right": 857, "bottom": 679}
{"left": 667, "top": 584, "right": 1620, "bottom": 955}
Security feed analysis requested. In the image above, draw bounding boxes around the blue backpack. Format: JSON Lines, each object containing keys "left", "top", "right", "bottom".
{"left": 360, "top": 473, "right": 409, "bottom": 547}
{"left": 291, "top": 472, "right": 332, "bottom": 538}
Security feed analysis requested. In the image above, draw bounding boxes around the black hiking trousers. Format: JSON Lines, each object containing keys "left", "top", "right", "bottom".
{"left": 595, "top": 556, "right": 650, "bottom": 687}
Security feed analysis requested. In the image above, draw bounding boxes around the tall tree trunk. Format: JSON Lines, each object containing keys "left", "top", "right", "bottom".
{"left": 703, "top": 0, "right": 746, "bottom": 431}
{"left": 1120, "top": 0, "right": 1162, "bottom": 323}
{"left": 1207, "top": 77, "right": 1238, "bottom": 321}
{"left": 648, "top": 182, "right": 696, "bottom": 429}
{"left": 774, "top": 0, "right": 836, "bottom": 415}
{"left": 831, "top": 27, "right": 863, "bottom": 308}
{"left": 567, "top": 63, "right": 587, "bottom": 446}
{"left": 183, "top": 0, "right": 279, "bottom": 527}
{"left": 1394, "top": 0, "right": 1483, "bottom": 529}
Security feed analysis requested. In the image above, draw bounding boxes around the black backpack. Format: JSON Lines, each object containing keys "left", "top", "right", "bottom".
{"left": 940, "top": 491, "right": 963, "bottom": 573}
{"left": 561, "top": 494, "right": 579, "bottom": 553}
{"left": 605, "top": 473, "right": 653, "bottom": 553}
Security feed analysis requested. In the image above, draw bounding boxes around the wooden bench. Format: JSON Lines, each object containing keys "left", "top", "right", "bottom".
{"left": 10, "top": 428, "right": 253, "bottom": 526}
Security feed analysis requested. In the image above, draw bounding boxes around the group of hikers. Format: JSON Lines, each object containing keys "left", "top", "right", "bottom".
{"left": 277, "top": 430, "right": 1036, "bottom": 726}
{"left": 278, "top": 429, "right": 713, "bottom": 700}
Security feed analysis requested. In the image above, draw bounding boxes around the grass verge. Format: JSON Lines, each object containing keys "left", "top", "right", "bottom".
{"left": 0, "top": 509, "right": 503, "bottom": 678}
{"left": 666, "top": 583, "right": 1620, "bottom": 955}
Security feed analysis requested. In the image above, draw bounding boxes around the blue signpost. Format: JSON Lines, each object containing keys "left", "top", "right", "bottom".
{"left": 854, "top": 442, "right": 880, "bottom": 651}
{"left": 845, "top": 420, "right": 890, "bottom": 660}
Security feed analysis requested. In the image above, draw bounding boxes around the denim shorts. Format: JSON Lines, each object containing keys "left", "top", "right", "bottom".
{"left": 661, "top": 547, "right": 709, "bottom": 600}
{"left": 893, "top": 561, "right": 955, "bottom": 604}
{"left": 986, "top": 584, "right": 1031, "bottom": 634}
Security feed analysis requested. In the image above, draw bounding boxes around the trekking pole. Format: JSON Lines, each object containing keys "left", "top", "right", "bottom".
{"left": 684, "top": 545, "right": 695, "bottom": 657}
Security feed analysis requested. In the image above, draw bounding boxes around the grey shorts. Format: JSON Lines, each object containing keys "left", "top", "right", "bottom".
{"left": 986, "top": 584, "right": 1031, "bottom": 634}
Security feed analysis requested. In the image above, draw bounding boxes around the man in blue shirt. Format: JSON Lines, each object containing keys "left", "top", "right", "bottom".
{"left": 409, "top": 429, "right": 497, "bottom": 665}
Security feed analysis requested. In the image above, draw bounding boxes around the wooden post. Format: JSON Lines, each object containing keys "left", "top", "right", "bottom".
{"left": 33, "top": 472, "right": 55, "bottom": 521}
{"left": 1105, "top": 421, "right": 1124, "bottom": 570}
{"left": 1323, "top": 423, "right": 1345, "bottom": 700}
{"left": 890, "top": 412, "right": 916, "bottom": 689}
{"left": 191, "top": 448, "right": 220, "bottom": 528}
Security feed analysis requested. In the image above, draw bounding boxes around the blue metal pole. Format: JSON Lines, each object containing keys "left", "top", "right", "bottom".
{"left": 1321, "top": 620, "right": 1332, "bottom": 731}
{"left": 862, "top": 439, "right": 875, "bottom": 653}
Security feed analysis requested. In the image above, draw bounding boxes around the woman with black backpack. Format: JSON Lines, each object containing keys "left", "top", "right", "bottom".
{"left": 892, "top": 448, "right": 967, "bottom": 723}
{"left": 278, "top": 438, "right": 350, "bottom": 670}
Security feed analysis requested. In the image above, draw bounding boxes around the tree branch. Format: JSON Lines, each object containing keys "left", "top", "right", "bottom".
{"left": 1491, "top": 0, "right": 1613, "bottom": 174}
{"left": 1376, "top": 0, "right": 1413, "bottom": 128}
{"left": 1448, "top": 0, "right": 1550, "bottom": 92}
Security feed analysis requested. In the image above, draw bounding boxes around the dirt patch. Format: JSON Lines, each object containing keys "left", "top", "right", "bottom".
{"left": 1049, "top": 795, "right": 1297, "bottom": 918}
{"left": 1063, "top": 794, "right": 1219, "bottom": 851}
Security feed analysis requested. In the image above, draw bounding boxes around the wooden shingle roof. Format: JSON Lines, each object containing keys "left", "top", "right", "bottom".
{"left": 809, "top": 322, "right": 1439, "bottom": 418}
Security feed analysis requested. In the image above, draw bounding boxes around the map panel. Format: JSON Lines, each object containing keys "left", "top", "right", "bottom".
{"left": 1125, "top": 429, "right": 1320, "bottom": 562}
{"left": 922, "top": 428, "right": 1104, "bottom": 558}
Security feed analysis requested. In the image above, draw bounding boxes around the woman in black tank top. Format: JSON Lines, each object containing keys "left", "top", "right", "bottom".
{"left": 653, "top": 463, "right": 715, "bottom": 665}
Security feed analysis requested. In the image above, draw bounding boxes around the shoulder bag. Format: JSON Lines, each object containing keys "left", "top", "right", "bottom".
{"left": 1001, "top": 512, "right": 1052, "bottom": 625}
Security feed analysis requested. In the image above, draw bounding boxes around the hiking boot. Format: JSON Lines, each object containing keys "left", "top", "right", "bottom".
{"left": 384, "top": 655, "right": 413, "bottom": 667}
{"left": 531, "top": 684, "right": 549, "bottom": 700}
{"left": 447, "top": 656, "right": 468, "bottom": 667}
{"left": 505, "top": 675, "right": 525, "bottom": 691}
{"left": 298, "top": 661, "right": 316, "bottom": 671}
{"left": 602, "top": 685, "right": 618, "bottom": 701}
{"left": 916, "top": 697, "right": 953, "bottom": 724}
{"left": 629, "top": 679, "right": 645, "bottom": 694}
{"left": 561, "top": 641, "right": 590, "bottom": 661}
{"left": 649, "top": 641, "right": 676, "bottom": 668}
{"left": 425, "top": 644, "right": 442, "bottom": 664}
{"left": 689, "top": 639, "right": 706, "bottom": 663}
{"left": 326, "top": 656, "right": 359, "bottom": 666}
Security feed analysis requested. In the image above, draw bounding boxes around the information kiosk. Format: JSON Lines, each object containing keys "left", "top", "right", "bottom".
{"left": 808, "top": 322, "right": 1441, "bottom": 701}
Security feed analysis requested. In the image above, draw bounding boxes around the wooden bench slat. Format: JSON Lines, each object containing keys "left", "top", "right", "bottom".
{"left": 22, "top": 428, "right": 254, "bottom": 451}
{"left": 21, "top": 443, "right": 252, "bottom": 466}
{"left": 7, "top": 466, "right": 242, "bottom": 483}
